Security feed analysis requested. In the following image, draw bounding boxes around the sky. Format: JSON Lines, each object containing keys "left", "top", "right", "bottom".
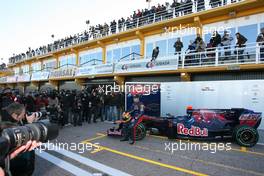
{"left": 0, "top": 0, "right": 169, "bottom": 64}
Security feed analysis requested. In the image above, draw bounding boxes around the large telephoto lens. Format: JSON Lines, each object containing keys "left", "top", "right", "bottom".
{"left": 1, "top": 120, "right": 59, "bottom": 151}
{"left": 0, "top": 137, "right": 9, "bottom": 161}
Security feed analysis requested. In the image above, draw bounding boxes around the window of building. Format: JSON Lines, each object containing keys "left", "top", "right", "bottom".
{"left": 106, "top": 43, "right": 141, "bottom": 62}
{"left": 13, "top": 67, "right": 20, "bottom": 75}
{"left": 31, "top": 62, "right": 41, "bottom": 73}
{"left": 182, "top": 35, "right": 196, "bottom": 51}
{"left": 121, "top": 47, "right": 130, "bottom": 59}
{"left": 238, "top": 24, "right": 258, "bottom": 43}
{"left": 21, "top": 65, "right": 29, "bottom": 74}
{"left": 132, "top": 45, "right": 140, "bottom": 55}
{"left": 43, "top": 59, "right": 57, "bottom": 71}
{"left": 168, "top": 38, "right": 177, "bottom": 55}
{"left": 260, "top": 23, "right": 264, "bottom": 31}
{"left": 146, "top": 43, "right": 154, "bottom": 58}
{"left": 59, "top": 54, "right": 77, "bottom": 68}
{"left": 106, "top": 51, "right": 112, "bottom": 63}
{"left": 156, "top": 40, "right": 167, "bottom": 57}
{"left": 79, "top": 51, "right": 102, "bottom": 66}
{"left": 113, "top": 48, "right": 121, "bottom": 62}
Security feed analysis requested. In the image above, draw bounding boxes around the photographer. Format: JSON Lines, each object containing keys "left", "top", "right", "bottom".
{"left": 1, "top": 103, "right": 40, "bottom": 176}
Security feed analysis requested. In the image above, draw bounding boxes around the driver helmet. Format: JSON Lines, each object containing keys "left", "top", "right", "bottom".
{"left": 122, "top": 112, "right": 132, "bottom": 122}
{"left": 186, "top": 106, "right": 193, "bottom": 116}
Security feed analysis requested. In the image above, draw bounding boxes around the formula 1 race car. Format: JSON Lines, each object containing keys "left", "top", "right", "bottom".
{"left": 107, "top": 108, "right": 262, "bottom": 147}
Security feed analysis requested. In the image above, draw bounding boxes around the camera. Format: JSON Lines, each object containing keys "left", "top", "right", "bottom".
{"left": 27, "top": 111, "right": 47, "bottom": 120}
{"left": 0, "top": 120, "right": 59, "bottom": 160}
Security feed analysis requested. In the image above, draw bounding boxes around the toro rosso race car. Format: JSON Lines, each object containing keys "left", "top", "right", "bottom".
{"left": 107, "top": 108, "right": 262, "bottom": 147}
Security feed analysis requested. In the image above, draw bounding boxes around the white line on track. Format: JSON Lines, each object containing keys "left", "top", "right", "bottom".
{"left": 40, "top": 143, "right": 133, "bottom": 176}
{"left": 35, "top": 150, "right": 93, "bottom": 176}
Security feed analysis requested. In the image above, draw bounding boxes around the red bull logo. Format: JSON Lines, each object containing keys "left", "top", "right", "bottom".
{"left": 177, "top": 123, "right": 208, "bottom": 137}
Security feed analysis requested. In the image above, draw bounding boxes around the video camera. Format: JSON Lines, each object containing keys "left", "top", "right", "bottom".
{"left": 0, "top": 120, "right": 59, "bottom": 162}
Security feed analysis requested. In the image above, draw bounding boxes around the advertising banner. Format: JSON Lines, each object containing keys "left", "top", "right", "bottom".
{"left": 0, "top": 77, "right": 7, "bottom": 84}
{"left": 49, "top": 67, "right": 76, "bottom": 79}
{"left": 6, "top": 75, "right": 18, "bottom": 83}
{"left": 75, "top": 63, "right": 113, "bottom": 77}
{"left": 115, "top": 57, "right": 178, "bottom": 73}
{"left": 31, "top": 71, "right": 50, "bottom": 81}
{"left": 125, "top": 82, "right": 161, "bottom": 117}
{"left": 17, "top": 74, "right": 31, "bottom": 82}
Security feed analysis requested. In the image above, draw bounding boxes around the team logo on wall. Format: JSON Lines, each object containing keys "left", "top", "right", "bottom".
{"left": 201, "top": 86, "right": 215, "bottom": 92}
{"left": 121, "top": 64, "right": 128, "bottom": 70}
{"left": 177, "top": 123, "right": 208, "bottom": 137}
{"left": 146, "top": 61, "right": 155, "bottom": 68}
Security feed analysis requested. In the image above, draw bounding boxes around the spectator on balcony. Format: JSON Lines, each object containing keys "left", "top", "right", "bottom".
{"left": 210, "top": 0, "right": 222, "bottom": 8}
{"left": 151, "top": 46, "right": 159, "bottom": 62}
{"left": 185, "top": 40, "right": 196, "bottom": 64}
{"left": 165, "top": 2, "right": 173, "bottom": 19}
{"left": 235, "top": 32, "right": 248, "bottom": 61}
{"left": 221, "top": 30, "right": 233, "bottom": 57}
{"left": 118, "top": 18, "right": 125, "bottom": 32}
{"left": 183, "top": 0, "right": 193, "bottom": 15}
{"left": 196, "top": 0, "right": 205, "bottom": 12}
{"left": 110, "top": 20, "right": 117, "bottom": 34}
{"left": 211, "top": 31, "right": 222, "bottom": 47}
{"left": 194, "top": 34, "right": 205, "bottom": 52}
{"left": 207, "top": 31, "right": 221, "bottom": 59}
{"left": 174, "top": 38, "right": 183, "bottom": 60}
{"left": 256, "top": 27, "right": 264, "bottom": 61}
{"left": 171, "top": 0, "right": 181, "bottom": 17}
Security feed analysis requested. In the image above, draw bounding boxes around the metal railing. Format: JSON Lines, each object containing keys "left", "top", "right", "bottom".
{"left": 8, "top": 0, "right": 244, "bottom": 65}
{"left": 117, "top": 42, "right": 264, "bottom": 68}
{"left": 80, "top": 59, "right": 103, "bottom": 66}
{"left": 118, "top": 52, "right": 142, "bottom": 62}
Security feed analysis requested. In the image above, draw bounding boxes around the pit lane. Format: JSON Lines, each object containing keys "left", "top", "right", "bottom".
{"left": 33, "top": 122, "right": 264, "bottom": 176}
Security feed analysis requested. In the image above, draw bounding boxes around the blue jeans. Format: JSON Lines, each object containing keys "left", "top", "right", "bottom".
{"left": 109, "top": 106, "right": 117, "bottom": 122}
{"left": 104, "top": 105, "right": 110, "bottom": 121}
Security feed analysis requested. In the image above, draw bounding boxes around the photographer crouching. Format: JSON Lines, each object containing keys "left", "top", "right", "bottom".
{"left": 0, "top": 102, "right": 59, "bottom": 176}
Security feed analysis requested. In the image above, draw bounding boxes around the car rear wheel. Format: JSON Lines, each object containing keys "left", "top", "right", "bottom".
{"left": 234, "top": 125, "right": 259, "bottom": 147}
{"left": 135, "top": 123, "right": 146, "bottom": 141}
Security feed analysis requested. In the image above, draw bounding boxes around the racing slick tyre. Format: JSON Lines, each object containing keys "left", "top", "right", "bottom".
{"left": 234, "top": 125, "right": 259, "bottom": 147}
{"left": 135, "top": 123, "right": 147, "bottom": 141}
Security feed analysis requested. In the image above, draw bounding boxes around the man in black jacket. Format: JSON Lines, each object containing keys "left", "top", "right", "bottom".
{"left": 174, "top": 38, "right": 183, "bottom": 61}
{"left": 72, "top": 94, "right": 82, "bottom": 126}
{"left": 235, "top": 32, "right": 248, "bottom": 61}
{"left": 211, "top": 31, "right": 221, "bottom": 47}
{"left": 61, "top": 90, "right": 72, "bottom": 126}
{"left": 81, "top": 92, "right": 90, "bottom": 122}
{"left": 89, "top": 91, "right": 99, "bottom": 123}
{"left": 151, "top": 46, "right": 159, "bottom": 62}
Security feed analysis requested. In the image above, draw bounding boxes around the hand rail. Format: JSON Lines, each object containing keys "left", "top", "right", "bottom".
{"left": 80, "top": 59, "right": 103, "bottom": 66}
{"left": 118, "top": 52, "right": 142, "bottom": 62}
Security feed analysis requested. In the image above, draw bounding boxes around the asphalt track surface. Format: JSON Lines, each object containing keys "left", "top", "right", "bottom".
{"left": 33, "top": 122, "right": 264, "bottom": 176}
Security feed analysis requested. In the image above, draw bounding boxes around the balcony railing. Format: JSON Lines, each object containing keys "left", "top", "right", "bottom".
{"left": 8, "top": 0, "right": 244, "bottom": 65}
{"left": 115, "top": 42, "right": 264, "bottom": 71}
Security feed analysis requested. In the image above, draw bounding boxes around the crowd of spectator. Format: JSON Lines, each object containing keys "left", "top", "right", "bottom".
{"left": 0, "top": 87, "right": 125, "bottom": 127}
{"left": 152, "top": 28, "right": 264, "bottom": 63}
{"left": 7, "top": 0, "right": 241, "bottom": 64}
